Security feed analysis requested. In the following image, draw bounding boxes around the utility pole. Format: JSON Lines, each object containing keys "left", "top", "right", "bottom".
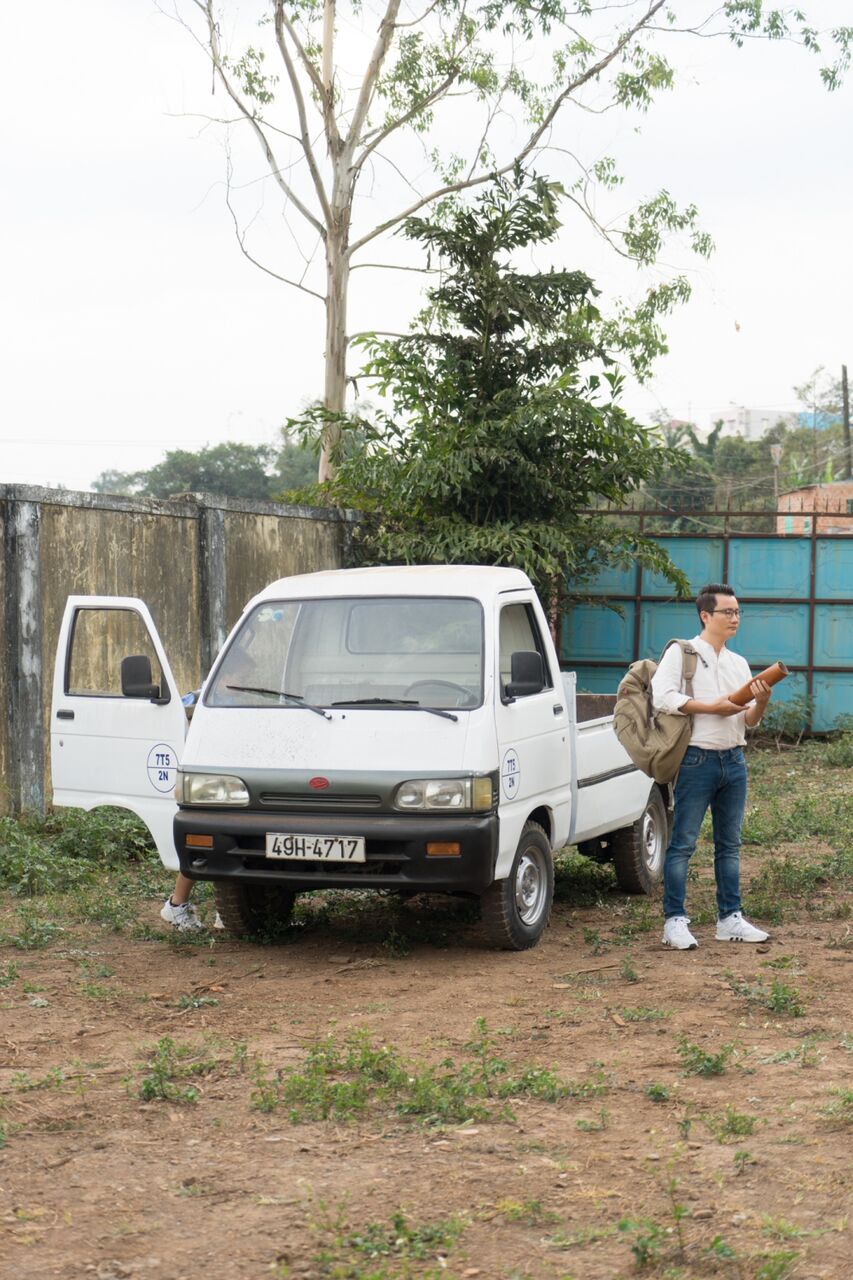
{"left": 843, "top": 364, "right": 851, "bottom": 480}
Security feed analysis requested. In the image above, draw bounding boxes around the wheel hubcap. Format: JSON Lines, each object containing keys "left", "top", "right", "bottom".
{"left": 642, "top": 804, "right": 665, "bottom": 876}
{"left": 515, "top": 849, "right": 547, "bottom": 925}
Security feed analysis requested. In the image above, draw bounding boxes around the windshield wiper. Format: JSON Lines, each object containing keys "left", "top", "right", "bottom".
{"left": 225, "top": 685, "right": 331, "bottom": 720}
{"left": 331, "top": 697, "right": 458, "bottom": 722}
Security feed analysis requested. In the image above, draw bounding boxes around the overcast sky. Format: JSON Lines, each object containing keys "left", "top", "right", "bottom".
{"left": 2, "top": 1, "right": 851, "bottom": 492}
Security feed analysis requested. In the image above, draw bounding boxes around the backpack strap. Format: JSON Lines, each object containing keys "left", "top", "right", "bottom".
{"left": 660, "top": 639, "right": 702, "bottom": 700}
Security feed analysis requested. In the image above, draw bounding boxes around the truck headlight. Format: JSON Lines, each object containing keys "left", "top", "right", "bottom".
{"left": 393, "top": 776, "right": 493, "bottom": 812}
{"left": 178, "top": 772, "right": 249, "bottom": 806}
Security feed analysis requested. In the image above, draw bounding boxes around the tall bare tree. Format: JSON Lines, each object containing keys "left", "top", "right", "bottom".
{"left": 177, "top": 1, "right": 850, "bottom": 478}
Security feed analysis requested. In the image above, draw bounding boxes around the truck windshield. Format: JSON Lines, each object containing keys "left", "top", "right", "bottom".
{"left": 205, "top": 596, "right": 484, "bottom": 710}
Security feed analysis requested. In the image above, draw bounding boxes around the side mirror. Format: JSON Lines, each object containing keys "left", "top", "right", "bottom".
{"left": 505, "top": 650, "right": 545, "bottom": 700}
{"left": 121, "top": 654, "right": 168, "bottom": 703}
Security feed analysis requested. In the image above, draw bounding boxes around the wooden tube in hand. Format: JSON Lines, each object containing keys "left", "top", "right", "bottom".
{"left": 728, "top": 661, "right": 790, "bottom": 707}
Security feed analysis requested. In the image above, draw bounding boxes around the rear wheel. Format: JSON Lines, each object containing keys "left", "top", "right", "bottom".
{"left": 610, "top": 785, "right": 669, "bottom": 894}
{"left": 214, "top": 882, "right": 296, "bottom": 938}
{"left": 480, "top": 821, "right": 553, "bottom": 950}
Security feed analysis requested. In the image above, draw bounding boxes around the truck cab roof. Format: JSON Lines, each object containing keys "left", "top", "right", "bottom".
{"left": 248, "top": 564, "right": 534, "bottom": 608}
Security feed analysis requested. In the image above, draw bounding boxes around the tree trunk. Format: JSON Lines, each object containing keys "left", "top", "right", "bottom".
{"left": 319, "top": 217, "right": 350, "bottom": 483}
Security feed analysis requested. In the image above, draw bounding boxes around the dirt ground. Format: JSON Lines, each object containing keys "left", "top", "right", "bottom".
{"left": 1, "top": 825, "right": 851, "bottom": 1280}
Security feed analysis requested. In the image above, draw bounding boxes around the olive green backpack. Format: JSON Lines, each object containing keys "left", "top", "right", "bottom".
{"left": 614, "top": 640, "right": 699, "bottom": 785}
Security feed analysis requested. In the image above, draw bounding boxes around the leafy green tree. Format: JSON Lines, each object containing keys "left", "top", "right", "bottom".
{"left": 92, "top": 436, "right": 318, "bottom": 500}
{"left": 291, "top": 174, "right": 689, "bottom": 605}
{"left": 180, "top": 1, "right": 850, "bottom": 478}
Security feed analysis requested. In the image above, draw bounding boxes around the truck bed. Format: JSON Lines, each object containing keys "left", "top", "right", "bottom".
{"left": 561, "top": 674, "right": 651, "bottom": 844}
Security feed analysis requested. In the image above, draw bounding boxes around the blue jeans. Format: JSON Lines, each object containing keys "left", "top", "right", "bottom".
{"left": 664, "top": 745, "right": 748, "bottom": 920}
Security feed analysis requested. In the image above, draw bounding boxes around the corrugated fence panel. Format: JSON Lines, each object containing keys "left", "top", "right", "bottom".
{"left": 642, "top": 539, "right": 724, "bottom": 596}
{"left": 728, "top": 605, "right": 811, "bottom": 667}
{"left": 814, "top": 673, "right": 853, "bottom": 728}
{"left": 640, "top": 603, "right": 699, "bottom": 657}
{"left": 583, "top": 562, "right": 636, "bottom": 596}
{"left": 728, "top": 538, "right": 811, "bottom": 598}
{"left": 815, "top": 540, "right": 853, "bottom": 598}
{"left": 561, "top": 603, "right": 635, "bottom": 662}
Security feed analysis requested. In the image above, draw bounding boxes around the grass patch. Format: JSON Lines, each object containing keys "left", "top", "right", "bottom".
{"left": 677, "top": 1038, "right": 734, "bottom": 1077}
{"left": 250, "top": 1018, "right": 606, "bottom": 1126}
{"left": 295, "top": 1203, "right": 468, "bottom": 1279}
{"left": 820, "top": 1087, "right": 853, "bottom": 1128}
{"left": 130, "top": 1036, "right": 220, "bottom": 1105}
{"left": 702, "top": 1104, "right": 757, "bottom": 1142}
{"left": 729, "top": 974, "right": 805, "bottom": 1017}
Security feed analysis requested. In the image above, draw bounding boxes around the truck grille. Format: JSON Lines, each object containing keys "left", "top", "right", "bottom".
{"left": 257, "top": 792, "right": 383, "bottom": 809}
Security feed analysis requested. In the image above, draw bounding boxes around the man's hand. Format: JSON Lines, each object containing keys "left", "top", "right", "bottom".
{"left": 744, "top": 678, "right": 772, "bottom": 727}
{"left": 749, "top": 678, "right": 772, "bottom": 709}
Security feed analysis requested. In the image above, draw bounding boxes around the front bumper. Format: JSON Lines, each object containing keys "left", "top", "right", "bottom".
{"left": 174, "top": 808, "right": 499, "bottom": 894}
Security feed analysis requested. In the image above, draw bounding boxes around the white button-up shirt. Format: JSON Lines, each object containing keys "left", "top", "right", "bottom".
{"left": 651, "top": 635, "right": 753, "bottom": 749}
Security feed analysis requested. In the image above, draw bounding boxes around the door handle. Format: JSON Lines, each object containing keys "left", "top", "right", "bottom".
{"left": 552, "top": 704, "right": 564, "bottom": 716}
{"left": 56, "top": 709, "right": 75, "bottom": 721}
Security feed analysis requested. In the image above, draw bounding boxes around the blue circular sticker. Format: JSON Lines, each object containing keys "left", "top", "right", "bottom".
{"left": 501, "top": 748, "right": 521, "bottom": 800}
{"left": 147, "top": 743, "right": 178, "bottom": 794}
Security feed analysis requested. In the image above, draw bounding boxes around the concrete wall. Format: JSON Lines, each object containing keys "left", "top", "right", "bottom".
{"left": 1, "top": 486, "right": 353, "bottom": 815}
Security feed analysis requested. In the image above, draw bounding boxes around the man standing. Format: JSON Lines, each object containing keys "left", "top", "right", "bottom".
{"left": 652, "top": 583, "right": 772, "bottom": 950}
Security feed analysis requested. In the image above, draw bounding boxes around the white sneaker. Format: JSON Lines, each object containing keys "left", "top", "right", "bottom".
{"left": 715, "top": 912, "right": 769, "bottom": 943}
{"left": 663, "top": 916, "right": 698, "bottom": 950}
{"left": 160, "top": 899, "right": 204, "bottom": 931}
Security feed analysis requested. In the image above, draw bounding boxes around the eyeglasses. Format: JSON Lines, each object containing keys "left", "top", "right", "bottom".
{"left": 712, "top": 608, "right": 741, "bottom": 619}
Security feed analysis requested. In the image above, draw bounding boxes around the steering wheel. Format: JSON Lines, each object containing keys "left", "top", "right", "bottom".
{"left": 402, "top": 679, "right": 478, "bottom": 708}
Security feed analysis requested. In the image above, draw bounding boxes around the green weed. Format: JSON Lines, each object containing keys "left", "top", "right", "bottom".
{"left": 824, "top": 730, "right": 853, "bottom": 767}
{"left": 11, "top": 1067, "right": 65, "bottom": 1092}
{"left": 133, "top": 1036, "right": 218, "bottom": 1105}
{"left": 305, "top": 1203, "right": 468, "bottom": 1277}
{"left": 620, "top": 1006, "right": 669, "bottom": 1022}
{"left": 250, "top": 1020, "right": 597, "bottom": 1127}
{"left": 577, "top": 1107, "right": 609, "bottom": 1131}
{"left": 494, "top": 1198, "right": 559, "bottom": 1226}
{"left": 176, "top": 994, "right": 220, "bottom": 1010}
{"left": 2, "top": 907, "right": 62, "bottom": 950}
{"left": 820, "top": 1087, "right": 853, "bottom": 1128}
{"left": 646, "top": 1082, "right": 670, "bottom": 1102}
{"left": 677, "top": 1038, "right": 734, "bottom": 1077}
{"left": 703, "top": 1104, "right": 757, "bottom": 1142}
{"left": 729, "top": 974, "right": 805, "bottom": 1017}
{"left": 0, "top": 962, "right": 20, "bottom": 988}
{"left": 582, "top": 926, "right": 608, "bottom": 955}
{"left": 754, "top": 1250, "right": 799, "bottom": 1279}
{"left": 733, "top": 1149, "right": 755, "bottom": 1175}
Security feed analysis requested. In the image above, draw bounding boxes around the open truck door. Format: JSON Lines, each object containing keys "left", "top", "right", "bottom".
{"left": 50, "top": 597, "right": 187, "bottom": 870}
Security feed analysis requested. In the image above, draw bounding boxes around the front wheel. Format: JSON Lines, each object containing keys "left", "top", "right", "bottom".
{"left": 610, "top": 785, "right": 669, "bottom": 895}
{"left": 214, "top": 882, "right": 296, "bottom": 939}
{"left": 480, "top": 821, "right": 554, "bottom": 950}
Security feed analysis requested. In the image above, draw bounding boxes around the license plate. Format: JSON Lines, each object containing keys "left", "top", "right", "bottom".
{"left": 265, "top": 833, "right": 366, "bottom": 862}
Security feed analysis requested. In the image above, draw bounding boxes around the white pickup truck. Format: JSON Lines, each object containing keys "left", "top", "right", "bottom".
{"left": 51, "top": 565, "right": 668, "bottom": 949}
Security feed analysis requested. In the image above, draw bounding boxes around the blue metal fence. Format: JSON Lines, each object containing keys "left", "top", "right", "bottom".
{"left": 561, "top": 518, "right": 853, "bottom": 731}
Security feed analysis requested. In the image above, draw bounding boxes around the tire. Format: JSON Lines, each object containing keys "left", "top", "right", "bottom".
{"left": 480, "top": 821, "right": 554, "bottom": 950}
{"left": 214, "top": 881, "right": 296, "bottom": 939}
{"left": 610, "top": 784, "right": 669, "bottom": 895}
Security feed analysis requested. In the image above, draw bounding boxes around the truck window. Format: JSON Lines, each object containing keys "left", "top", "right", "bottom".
{"left": 206, "top": 596, "right": 484, "bottom": 710}
{"left": 499, "top": 602, "right": 553, "bottom": 691}
{"left": 66, "top": 607, "right": 164, "bottom": 698}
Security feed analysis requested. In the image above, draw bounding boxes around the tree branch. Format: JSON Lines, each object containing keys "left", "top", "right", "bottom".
{"left": 191, "top": 0, "right": 326, "bottom": 238}
{"left": 348, "top": 0, "right": 667, "bottom": 256}
{"left": 223, "top": 166, "right": 325, "bottom": 302}
{"left": 346, "top": 0, "right": 404, "bottom": 156}
{"left": 273, "top": 0, "right": 333, "bottom": 224}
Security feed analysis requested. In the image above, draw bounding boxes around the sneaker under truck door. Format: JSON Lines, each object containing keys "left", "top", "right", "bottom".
{"left": 50, "top": 596, "right": 187, "bottom": 870}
